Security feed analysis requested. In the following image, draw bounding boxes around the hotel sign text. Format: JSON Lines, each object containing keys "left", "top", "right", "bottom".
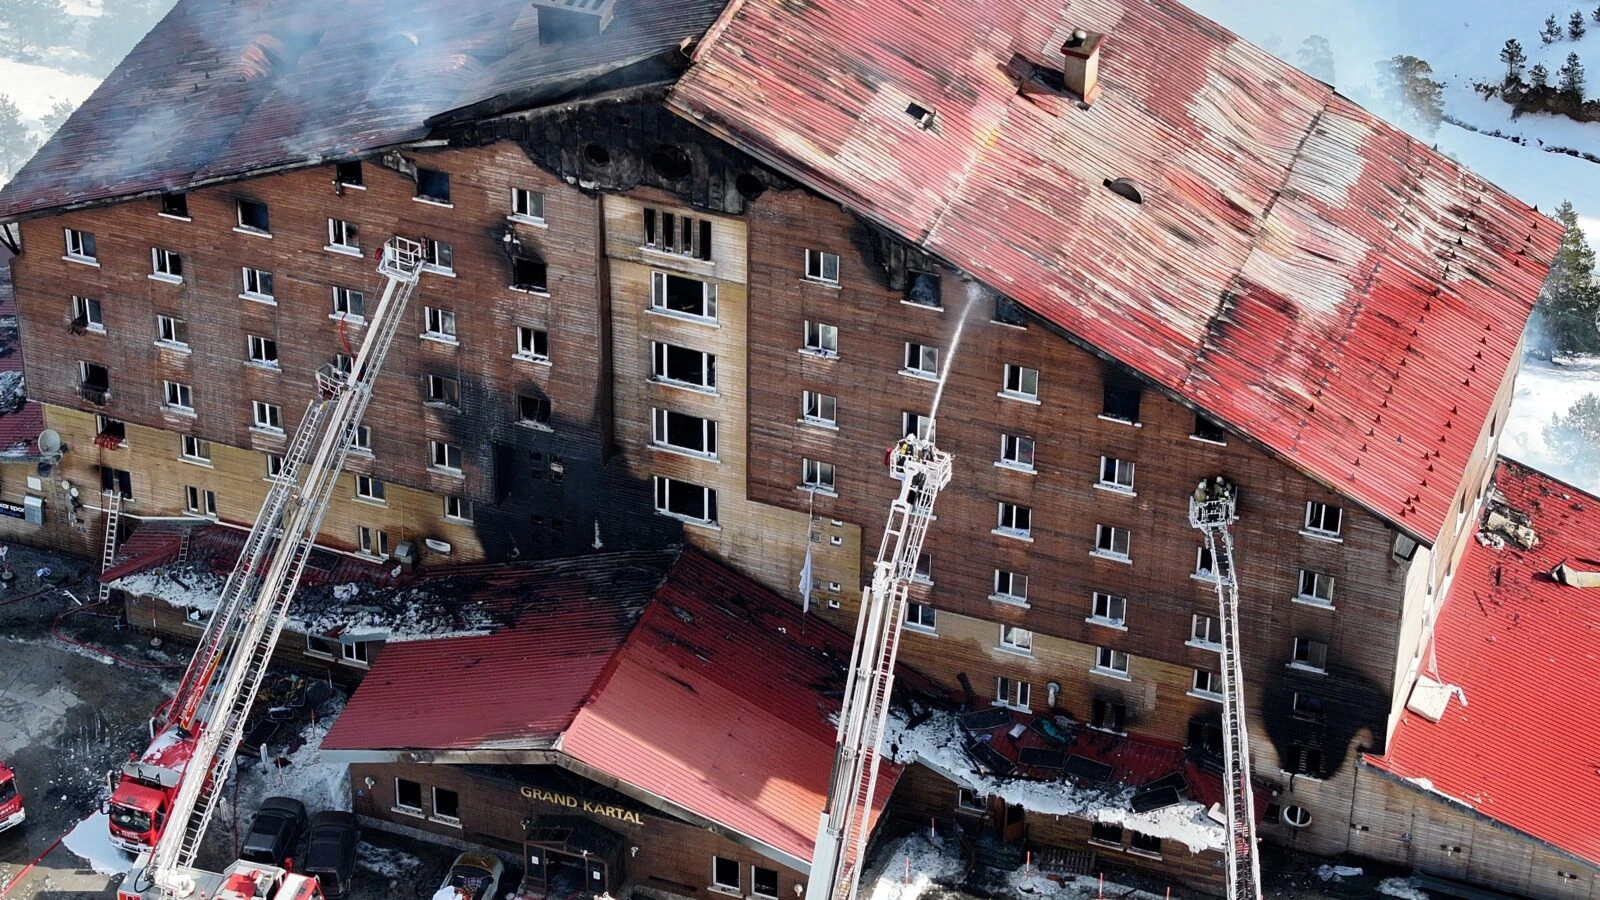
{"left": 520, "top": 787, "right": 645, "bottom": 825}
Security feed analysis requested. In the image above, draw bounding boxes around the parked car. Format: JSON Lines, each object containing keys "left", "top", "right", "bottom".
{"left": 438, "top": 851, "right": 504, "bottom": 900}
{"left": 301, "top": 811, "right": 359, "bottom": 898}
{"left": 238, "top": 796, "right": 307, "bottom": 867}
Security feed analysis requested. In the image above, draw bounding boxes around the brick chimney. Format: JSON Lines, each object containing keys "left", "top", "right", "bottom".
{"left": 1061, "top": 29, "right": 1104, "bottom": 105}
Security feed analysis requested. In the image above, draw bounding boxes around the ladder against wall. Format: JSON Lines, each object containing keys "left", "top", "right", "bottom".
{"left": 97, "top": 489, "right": 122, "bottom": 602}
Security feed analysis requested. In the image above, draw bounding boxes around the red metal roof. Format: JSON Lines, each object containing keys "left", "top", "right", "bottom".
{"left": 669, "top": 0, "right": 1561, "bottom": 540}
{"left": 1365, "top": 460, "right": 1600, "bottom": 867}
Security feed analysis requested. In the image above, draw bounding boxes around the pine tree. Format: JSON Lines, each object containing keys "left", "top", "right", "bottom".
{"left": 1529, "top": 201, "right": 1600, "bottom": 357}
{"left": 0, "top": 95, "right": 39, "bottom": 176}
{"left": 1544, "top": 13, "right": 1564, "bottom": 42}
{"left": 1532, "top": 62, "right": 1552, "bottom": 87}
{"left": 1501, "top": 38, "right": 1528, "bottom": 82}
{"left": 0, "top": 0, "right": 71, "bottom": 51}
{"left": 1593, "top": 3, "right": 1600, "bottom": 24}
{"left": 1296, "top": 35, "right": 1336, "bottom": 84}
{"left": 38, "top": 99, "right": 74, "bottom": 138}
{"left": 1572, "top": 9, "right": 1588, "bottom": 39}
{"left": 1544, "top": 394, "right": 1600, "bottom": 463}
{"left": 1376, "top": 55, "right": 1446, "bottom": 137}
{"left": 1559, "top": 51, "right": 1587, "bottom": 98}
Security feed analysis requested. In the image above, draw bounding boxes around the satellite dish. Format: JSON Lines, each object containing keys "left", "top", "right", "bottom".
{"left": 38, "top": 429, "right": 61, "bottom": 456}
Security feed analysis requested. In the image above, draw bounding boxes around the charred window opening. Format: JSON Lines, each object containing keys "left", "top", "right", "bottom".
{"left": 1187, "top": 717, "right": 1222, "bottom": 756}
{"left": 416, "top": 168, "right": 450, "bottom": 203}
{"left": 583, "top": 143, "right": 612, "bottom": 167}
{"left": 100, "top": 466, "right": 133, "bottom": 500}
{"left": 735, "top": 173, "right": 766, "bottom": 201}
{"left": 160, "top": 193, "right": 188, "bottom": 217}
{"left": 643, "top": 208, "right": 713, "bottom": 260}
{"left": 649, "top": 145, "right": 692, "bottom": 181}
{"left": 1090, "top": 821, "right": 1122, "bottom": 845}
{"left": 905, "top": 270, "right": 941, "bottom": 308}
{"left": 1101, "top": 373, "right": 1142, "bottom": 422}
{"left": 1192, "top": 413, "right": 1226, "bottom": 443}
{"left": 651, "top": 271, "right": 716, "bottom": 320}
{"left": 1292, "top": 692, "right": 1326, "bottom": 722}
{"left": 512, "top": 257, "right": 548, "bottom": 292}
{"left": 994, "top": 295, "right": 1027, "bottom": 326}
{"left": 237, "top": 199, "right": 270, "bottom": 232}
{"left": 335, "top": 160, "right": 363, "bottom": 187}
{"left": 1288, "top": 744, "right": 1325, "bottom": 778}
{"left": 1103, "top": 177, "right": 1144, "bottom": 204}
{"left": 1091, "top": 698, "right": 1126, "bottom": 732}
{"left": 518, "top": 395, "right": 552, "bottom": 427}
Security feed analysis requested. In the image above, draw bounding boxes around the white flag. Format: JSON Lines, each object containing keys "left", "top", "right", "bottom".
{"left": 798, "top": 545, "right": 814, "bottom": 615}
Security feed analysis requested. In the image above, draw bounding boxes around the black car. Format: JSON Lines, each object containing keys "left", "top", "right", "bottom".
{"left": 301, "top": 810, "right": 360, "bottom": 898}
{"left": 238, "top": 796, "right": 307, "bottom": 867}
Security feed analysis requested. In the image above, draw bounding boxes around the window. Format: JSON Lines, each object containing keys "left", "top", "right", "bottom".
{"left": 395, "top": 778, "right": 422, "bottom": 813}
{"left": 993, "top": 570, "right": 1028, "bottom": 604}
{"left": 511, "top": 257, "right": 548, "bottom": 292}
{"left": 804, "top": 321, "right": 839, "bottom": 356}
{"left": 355, "top": 475, "right": 385, "bottom": 502}
{"left": 265, "top": 454, "right": 284, "bottom": 479}
{"left": 903, "top": 342, "right": 939, "bottom": 377}
{"left": 151, "top": 247, "right": 183, "bottom": 280}
{"left": 335, "top": 160, "right": 362, "bottom": 187}
{"left": 1297, "top": 570, "right": 1335, "bottom": 607}
{"left": 903, "top": 411, "right": 932, "bottom": 441}
{"left": 1094, "top": 524, "right": 1130, "bottom": 560}
{"left": 994, "top": 676, "right": 1030, "bottom": 711}
{"left": 1000, "top": 624, "right": 1033, "bottom": 653}
{"left": 1090, "top": 592, "right": 1126, "bottom": 627}
{"left": 247, "top": 335, "right": 278, "bottom": 367}
{"left": 306, "top": 634, "right": 337, "bottom": 658}
{"left": 1102, "top": 377, "right": 1141, "bottom": 423}
{"left": 1090, "top": 822, "right": 1123, "bottom": 846}
{"left": 644, "top": 208, "right": 713, "bottom": 260}
{"left": 1195, "top": 546, "right": 1231, "bottom": 580}
{"left": 653, "top": 476, "right": 717, "bottom": 524}
{"left": 423, "top": 307, "right": 457, "bottom": 341}
{"left": 750, "top": 867, "right": 778, "bottom": 899}
{"left": 64, "top": 228, "right": 96, "bottom": 261}
{"left": 183, "top": 486, "right": 217, "bottom": 517}
{"left": 652, "top": 408, "right": 717, "bottom": 456}
{"left": 358, "top": 525, "right": 390, "bottom": 559}
{"left": 332, "top": 286, "right": 365, "bottom": 320}
{"left": 96, "top": 416, "right": 126, "bottom": 446}
{"left": 904, "top": 270, "right": 940, "bottom": 307}
{"left": 241, "top": 267, "right": 274, "bottom": 300}
{"left": 517, "top": 326, "right": 550, "bottom": 361}
{"left": 432, "top": 787, "right": 459, "bottom": 822}
{"left": 651, "top": 342, "right": 716, "bottom": 390}
{"left": 711, "top": 857, "right": 740, "bottom": 892}
{"left": 424, "top": 374, "right": 459, "bottom": 407}
{"left": 423, "top": 238, "right": 453, "bottom": 272}
{"left": 914, "top": 552, "right": 933, "bottom": 583}
{"left": 164, "top": 380, "right": 193, "bottom": 411}
{"left": 1098, "top": 457, "right": 1134, "bottom": 492}
{"left": 100, "top": 466, "right": 133, "bottom": 501}
{"left": 804, "top": 249, "right": 840, "bottom": 284}
{"left": 999, "top": 434, "right": 1035, "bottom": 470}
{"left": 350, "top": 425, "right": 372, "bottom": 453}
{"left": 651, "top": 271, "right": 716, "bottom": 319}
{"left": 802, "top": 458, "right": 836, "bottom": 492}
{"left": 180, "top": 435, "right": 211, "bottom": 463}
{"left": 956, "top": 788, "right": 985, "bottom": 812}
{"left": 1191, "top": 669, "right": 1220, "bottom": 698}
{"left": 518, "top": 395, "right": 552, "bottom": 428}
{"left": 1129, "top": 832, "right": 1162, "bottom": 856}
{"left": 511, "top": 188, "right": 545, "bottom": 222}
{"left": 802, "top": 391, "right": 837, "bottom": 426}
{"left": 415, "top": 167, "right": 450, "bottom": 203}
{"left": 444, "top": 495, "right": 473, "bottom": 522}
{"left": 157, "top": 315, "right": 188, "bottom": 347}
{"left": 1095, "top": 646, "right": 1129, "bottom": 676}
{"left": 995, "top": 502, "right": 1032, "bottom": 539}
{"left": 1001, "top": 364, "right": 1038, "bottom": 400}
{"left": 71, "top": 295, "right": 103, "bottom": 331}
{"left": 1193, "top": 414, "right": 1226, "bottom": 443}
{"left": 1287, "top": 745, "right": 1324, "bottom": 777}
{"left": 78, "top": 362, "right": 110, "bottom": 403}
{"left": 252, "top": 401, "right": 282, "bottom": 431}
{"left": 236, "top": 199, "right": 270, "bottom": 233}
{"left": 1291, "top": 638, "right": 1328, "bottom": 672}
{"left": 430, "top": 440, "right": 463, "bottom": 472}
{"left": 160, "top": 192, "right": 188, "bottom": 217}
{"left": 1282, "top": 806, "right": 1312, "bottom": 828}
{"left": 1393, "top": 533, "right": 1420, "bottom": 563}
{"left": 1303, "top": 501, "right": 1342, "bottom": 538}
{"left": 994, "top": 294, "right": 1027, "bottom": 327}
{"left": 1091, "top": 698, "right": 1126, "bottom": 732}
{"left": 1292, "top": 692, "right": 1325, "bottom": 722}
{"left": 327, "top": 218, "right": 359, "bottom": 251}
{"left": 903, "top": 602, "right": 936, "bottom": 632}
{"left": 1191, "top": 615, "right": 1220, "bottom": 648}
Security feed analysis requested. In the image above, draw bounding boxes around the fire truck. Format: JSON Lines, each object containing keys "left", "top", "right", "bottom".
{"left": 106, "top": 725, "right": 194, "bottom": 852}
{"left": 0, "top": 760, "right": 24, "bottom": 833}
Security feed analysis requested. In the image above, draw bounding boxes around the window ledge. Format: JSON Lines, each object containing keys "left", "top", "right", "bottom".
{"left": 80, "top": 323, "right": 106, "bottom": 335}
{"left": 647, "top": 307, "right": 720, "bottom": 328}
{"left": 517, "top": 420, "right": 555, "bottom": 433}
{"left": 304, "top": 649, "right": 336, "bottom": 661}
{"left": 63, "top": 254, "right": 100, "bottom": 267}
{"left": 424, "top": 401, "right": 461, "bottom": 412}
{"left": 1287, "top": 662, "right": 1327, "bottom": 676}
{"left": 1191, "top": 572, "right": 1228, "bottom": 585}
{"left": 155, "top": 340, "right": 191, "bottom": 355}
{"left": 353, "top": 496, "right": 388, "bottom": 508}
{"left": 902, "top": 622, "right": 937, "bottom": 637}
{"left": 900, "top": 299, "right": 943, "bottom": 312}
{"left": 324, "top": 244, "right": 363, "bottom": 258}
{"left": 391, "top": 806, "right": 425, "bottom": 820}
{"left": 348, "top": 447, "right": 374, "bottom": 458}
{"left": 420, "top": 332, "right": 459, "bottom": 347}
{"left": 1292, "top": 595, "right": 1336, "bottom": 611}
{"left": 1085, "top": 616, "right": 1127, "bottom": 631}
{"left": 708, "top": 887, "right": 742, "bottom": 898}
{"left": 1187, "top": 689, "right": 1223, "bottom": 704}
{"left": 509, "top": 285, "right": 552, "bottom": 296}
{"left": 233, "top": 226, "right": 272, "bottom": 239}
{"left": 250, "top": 426, "right": 286, "bottom": 438}
{"left": 997, "top": 644, "right": 1033, "bottom": 658}
{"left": 801, "top": 348, "right": 839, "bottom": 360}
{"left": 164, "top": 405, "right": 198, "bottom": 418}
{"left": 337, "top": 182, "right": 366, "bottom": 191}
{"left": 355, "top": 551, "right": 391, "bottom": 563}
{"left": 800, "top": 277, "right": 841, "bottom": 290}
{"left": 1299, "top": 528, "right": 1344, "bottom": 544}
{"left": 997, "top": 390, "right": 1040, "bottom": 405}
{"left": 428, "top": 466, "right": 465, "bottom": 479}
{"left": 994, "top": 460, "right": 1036, "bottom": 475}
{"left": 245, "top": 361, "right": 281, "bottom": 372}
{"left": 990, "top": 318, "right": 1027, "bottom": 331}
{"left": 992, "top": 528, "right": 1033, "bottom": 543}
{"left": 158, "top": 213, "right": 191, "bottom": 222}
{"left": 1094, "top": 482, "right": 1136, "bottom": 497}
{"left": 179, "top": 457, "right": 214, "bottom": 469}
{"left": 992, "top": 701, "right": 1031, "bottom": 713}
{"left": 656, "top": 510, "right": 721, "bottom": 530}
{"left": 413, "top": 196, "right": 454, "bottom": 208}
{"left": 508, "top": 214, "right": 548, "bottom": 228}
{"left": 1086, "top": 839, "right": 1122, "bottom": 851}
{"left": 239, "top": 293, "right": 277, "bottom": 306}
{"left": 330, "top": 313, "right": 366, "bottom": 326}
{"left": 1090, "top": 550, "right": 1132, "bottom": 565}
{"left": 337, "top": 657, "right": 370, "bottom": 669}
{"left": 1127, "top": 849, "right": 1163, "bottom": 861}
{"left": 649, "top": 377, "right": 718, "bottom": 396}
{"left": 1097, "top": 414, "right": 1141, "bottom": 428}
{"left": 427, "top": 815, "right": 462, "bottom": 829}
{"left": 798, "top": 417, "right": 840, "bottom": 431}
{"left": 148, "top": 273, "right": 183, "bottom": 285}
{"left": 1186, "top": 639, "right": 1222, "bottom": 653}
{"left": 901, "top": 369, "right": 939, "bottom": 382}
{"left": 989, "top": 594, "right": 1030, "bottom": 609}
{"left": 443, "top": 515, "right": 473, "bottom": 525}
{"left": 512, "top": 353, "right": 553, "bottom": 366}
{"left": 650, "top": 443, "right": 717, "bottom": 463}
{"left": 1189, "top": 434, "right": 1227, "bottom": 447}
{"left": 421, "top": 265, "right": 456, "bottom": 278}
{"left": 911, "top": 575, "right": 934, "bottom": 587}
{"left": 1090, "top": 666, "right": 1132, "bottom": 682}
{"left": 800, "top": 485, "right": 839, "bottom": 498}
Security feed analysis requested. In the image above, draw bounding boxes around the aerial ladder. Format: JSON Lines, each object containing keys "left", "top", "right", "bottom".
{"left": 807, "top": 433, "right": 953, "bottom": 900}
{"left": 116, "top": 237, "right": 426, "bottom": 900}
{"left": 1189, "top": 476, "right": 1262, "bottom": 900}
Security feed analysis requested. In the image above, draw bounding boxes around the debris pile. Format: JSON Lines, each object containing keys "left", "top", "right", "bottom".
{"left": 1477, "top": 489, "right": 1538, "bottom": 549}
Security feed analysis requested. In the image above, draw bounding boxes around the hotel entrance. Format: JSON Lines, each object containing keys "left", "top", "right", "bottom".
{"left": 521, "top": 816, "right": 624, "bottom": 898}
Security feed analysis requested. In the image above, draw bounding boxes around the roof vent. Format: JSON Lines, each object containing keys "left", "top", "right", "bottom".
{"left": 1103, "top": 177, "right": 1143, "bottom": 204}
{"left": 1060, "top": 28, "right": 1104, "bottom": 105}
{"left": 905, "top": 102, "right": 936, "bottom": 129}
{"left": 531, "top": 0, "right": 615, "bottom": 43}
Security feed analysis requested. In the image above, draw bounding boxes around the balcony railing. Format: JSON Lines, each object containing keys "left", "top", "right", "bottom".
{"left": 79, "top": 383, "right": 111, "bottom": 405}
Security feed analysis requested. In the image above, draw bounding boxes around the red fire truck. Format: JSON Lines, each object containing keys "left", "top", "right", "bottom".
{"left": 0, "top": 760, "right": 24, "bottom": 833}
{"left": 106, "top": 725, "right": 196, "bottom": 853}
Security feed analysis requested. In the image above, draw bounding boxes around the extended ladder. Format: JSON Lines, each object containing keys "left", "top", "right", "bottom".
{"left": 1189, "top": 478, "right": 1262, "bottom": 900}
{"left": 145, "top": 237, "right": 426, "bottom": 898}
{"left": 808, "top": 436, "right": 953, "bottom": 900}
{"left": 98, "top": 490, "right": 122, "bottom": 602}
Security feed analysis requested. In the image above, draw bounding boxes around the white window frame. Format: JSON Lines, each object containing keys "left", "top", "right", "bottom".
{"left": 150, "top": 247, "right": 182, "bottom": 282}
{"left": 902, "top": 342, "right": 939, "bottom": 379}
{"left": 653, "top": 475, "right": 718, "bottom": 526}
{"left": 1001, "top": 364, "right": 1039, "bottom": 401}
{"left": 72, "top": 295, "right": 104, "bottom": 332}
{"left": 358, "top": 525, "right": 390, "bottom": 560}
{"left": 424, "top": 374, "right": 459, "bottom": 408}
{"left": 423, "top": 307, "right": 458, "bottom": 343}
{"left": 163, "top": 380, "right": 194, "bottom": 413}
{"left": 1088, "top": 592, "right": 1127, "bottom": 629}
{"left": 651, "top": 407, "right": 718, "bottom": 459}
{"left": 1093, "top": 646, "right": 1130, "bottom": 679}
{"left": 305, "top": 633, "right": 337, "bottom": 659}
{"left": 350, "top": 425, "right": 373, "bottom": 455}
{"left": 1189, "top": 614, "right": 1221, "bottom": 650}
{"left": 998, "top": 434, "right": 1035, "bottom": 472}
{"left": 801, "top": 458, "right": 837, "bottom": 494}
{"left": 711, "top": 856, "right": 740, "bottom": 894}
{"left": 156, "top": 315, "right": 188, "bottom": 350}
{"left": 64, "top": 228, "right": 96, "bottom": 263}
{"left": 517, "top": 394, "right": 552, "bottom": 429}
{"left": 511, "top": 187, "right": 546, "bottom": 223}
{"left": 651, "top": 341, "right": 716, "bottom": 392}
{"left": 331, "top": 286, "right": 365, "bottom": 322}
{"left": 956, "top": 788, "right": 986, "bottom": 813}
{"left": 444, "top": 495, "right": 473, "bottom": 522}
{"left": 804, "top": 249, "right": 840, "bottom": 285}
{"left": 651, "top": 270, "right": 718, "bottom": 322}
{"left": 429, "top": 440, "right": 463, "bottom": 473}
{"left": 355, "top": 474, "right": 386, "bottom": 504}
{"left": 994, "top": 676, "right": 1031, "bottom": 711}
{"left": 265, "top": 454, "right": 284, "bottom": 480}
{"left": 1295, "top": 569, "right": 1335, "bottom": 608}
{"left": 994, "top": 502, "right": 1032, "bottom": 541}
{"left": 251, "top": 401, "right": 283, "bottom": 433}
{"left": 1097, "top": 456, "right": 1135, "bottom": 493}
{"left": 393, "top": 777, "right": 423, "bottom": 815}
{"left": 801, "top": 391, "right": 837, "bottom": 428}
{"left": 802, "top": 320, "right": 838, "bottom": 357}
{"left": 180, "top": 435, "right": 211, "bottom": 464}
{"left": 247, "top": 334, "right": 279, "bottom": 368}
{"left": 422, "top": 238, "right": 454, "bottom": 274}
{"left": 902, "top": 411, "right": 933, "bottom": 442}
{"left": 999, "top": 624, "right": 1033, "bottom": 655}
{"left": 1302, "top": 501, "right": 1343, "bottom": 540}
{"left": 235, "top": 199, "right": 270, "bottom": 235}
{"left": 991, "top": 570, "right": 1029, "bottom": 607}
{"left": 1194, "top": 545, "right": 1231, "bottom": 582}
{"left": 240, "top": 267, "right": 274, "bottom": 302}
{"left": 902, "top": 602, "right": 936, "bottom": 634}
{"left": 1189, "top": 669, "right": 1221, "bottom": 701}
{"left": 1290, "top": 638, "right": 1329, "bottom": 673}
{"left": 326, "top": 218, "right": 360, "bottom": 254}
{"left": 1093, "top": 524, "right": 1131, "bottom": 562}
{"left": 516, "top": 326, "right": 550, "bottom": 362}
{"left": 183, "top": 485, "right": 216, "bottom": 518}
{"left": 340, "top": 640, "right": 370, "bottom": 667}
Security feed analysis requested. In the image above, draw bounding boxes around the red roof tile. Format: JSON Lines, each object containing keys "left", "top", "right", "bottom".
{"left": 669, "top": 0, "right": 1561, "bottom": 540}
{"left": 1365, "top": 460, "right": 1600, "bottom": 867}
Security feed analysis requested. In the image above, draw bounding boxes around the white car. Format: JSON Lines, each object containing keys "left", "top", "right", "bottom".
{"left": 435, "top": 851, "right": 505, "bottom": 900}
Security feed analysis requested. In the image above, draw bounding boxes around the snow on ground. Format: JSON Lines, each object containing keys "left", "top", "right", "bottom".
{"left": 884, "top": 712, "right": 1225, "bottom": 853}
{"left": 234, "top": 696, "right": 351, "bottom": 817}
{"left": 1378, "top": 877, "right": 1432, "bottom": 900}
{"left": 62, "top": 810, "right": 133, "bottom": 877}
{"left": 860, "top": 832, "right": 1167, "bottom": 900}
{"left": 357, "top": 843, "right": 426, "bottom": 880}
{"left": 1502, "top": 356, "right": 1600, "bottom": 493}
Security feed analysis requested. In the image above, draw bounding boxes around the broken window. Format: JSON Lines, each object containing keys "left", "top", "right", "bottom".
{"left": 1002, "top": 364, "right": 1038, "bottom": 400}
{"left": 1303, "top": 501, "right": 1342, "bottom": 538}
{"left": 1091, "top": 698, "right": 1126, "bottom": 731}
{"left": 359, "top": 526, "right": 390, "bottom": 558}
{"left": 241, "top": 267, "right": 274, "bottom": 300}
{"left": 643, "top": 207, "right": 713, "bottom": 260}
{"left": 1101, "top": 376, "right": 1141, "bottom": 422}
{"left": 903, "top": 342, "right": 938, "bottom": 377}
{"left": 180, "top": 435, "right": 211, "bottom": 463}
{"left": 247, "top": 335, "right": 278, "bottom": 367}
{"left": 444, "top": 496, "right": 472, "bottom": 521}
{"left": 1094, "top": 524, "right": 1130, "bottom": 560}
{"left": 1195, "top": 545, "right": 1231, "bottom": 580}
{"left": 432, "top": 787, "right": 459, "bottom": 821}
{"left": 1090, "top": 592, "right": 1126, "bottom": 626}
{"left": 994, "top": 294, "right": 1026, "bottom": 327}
{"left": 1129, "top": 831, "right": 1162, "bottom": 856}
{"left": 430, "top": 440, "right": 463, "bottom": 471}
{"left": 651, "top": 271, "right": 717, "bottom": 319}
{"left": 512, "top": 188, "right": 545, "bottom": 222}
{"left": 306, "top": 634, "right": 336, "bottom": 657}
{"left": 164, "top": 380, "right": 193, "bottom": 411}
{"left": 711, "top": 857, "right": 740, "bottom": 892}
{"left": 750, "top": 866, "right": 778, "bottom": 899}
{"left": 1292, "top": 692, "right": 1325, "bottom": 722}
{"left": 350, "top": 425, "right": 372, "bottom": 453}
{"left": 905, "top": 270, "right": 941, "bottom": 307}
{"left": 804, "top": 249, "right": 840, "bottom": 284}
{"left": 355, "top": 475, "right": 385, "bottom": 502}
{"left": 651, "top": 342, "right": 715, "bottom": 390}
{"left": 914, "top": 552, "right": 933, "bottom": 583}
{"left": 517, "top": 326, "right": 549, "bottom": 361}
{"left": 1192, "top": 413, "right": 1226, "bottom": 443}
{"left": 184, "top": 486, "right": 217, "bottom": 518}
{"left": 1297, "top": 570, "right": 1335, "bottom": 606}
{"left": 65, "top": 228, "right": 96, "bottom": 261}
{"left": 1094, "top": 646, "right": 1129, "bottom": 676}
{"left": 903, "top": 602, "right": 936, "bottom": 630}
{"left": 100, "top": 466, "right": 133, "bottom": 500}
{"left": 415, "top": 168, "right": 450, "bottom": 203}
{"left": 394, "top": 778, "right": 422, "bottom": 812}
{"left": 423, "top": 238, "right": 453, "bottom": 272}
{"left": 1287, "top": 744, "right": 1324, "bottom": 778}
{"left": 802, "top": 458, "right": 836, "bottom": 492}
{"left": 1191, "top": 615, "right": 1220, "bottom": 648}
{"left": 327, "top": 218, "right": 359, "bottom": 251}
{"left": 804, "top": 321, "right": 839, "bottom": 357}
{"left": 160, "top": 193, "right": 188, "bottom": 217}
{"left": 653, "top": 476, "right": 717, "bottom": 524}
{"left": 1098, "top": 457, "right": 1134, "bottom": 491}
{"left": 265, "top": 454, "right": 283, "bottom": 479}
{"left": 996, "top": 502, "right": 1031, "bottom": 539}
{"left": 96, "top": 416, "right": 126, "bottom": 445}
{"left": 157, "top": 315, "right": 188, "bottom": 347}
{"left": 423, "top": 307, "right": 457, "bottom": 341}
{"left": 333, "top": 353, "right": 353, "bottom": 375}
{"left": 251, "top": 401, "right": 282, "bottom": 432}
{"left": 332, "top": 286, "right": 365, "bottom": 320}
{"left": 78, "top": 361, "right": 110, "bottom": 403}
{"left": 999, "top": 434, "right": 1035, "bottom": 470}
{"left": 957, "top": 788, "right": 985, "bottom": 812}
{"left": 994, "top": 676, "right": 1030, "bottom": 710}
{"left": 1000, "top": 624, "right": 1032, "bottom": 653}
{"left": 511, "top": 257, "right": 548, "bottom": 292}
{"left": 993, "top": 570, "right": 1028, "bottom": 604}
{"left": 151, "top": 247, "right": 183, "bottom": 280}
{"left": 335, "top": 160, "right": 362, "bottom": 187}
{"left": 802, "top": 391, "right": 837, "bottom": 427}
{"left": 71, "top": 295, "right": 102, "bottom": 331}
{"left": 424, "top": 374, "right": 459, "bottom": 407}
{"left": 1191, "top": 669, "right": 1219, "bottom": 697}
{"left": 902, "top": 411, "right": 932, "bottom": 441}
{"left": 1291, "top": 638, "right": 1328, "bottom": 672}
{"left": 518, "top": 395, "right": 552, "bottom": 428}
{"left": 1090, "top": 821, "right": 1123, "bottom": 845}
{"left": 652, "top": 408, "right": 716, "bottom": 456}
{"left": 236, "top": 199, "right": 270, "bottom": 233}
